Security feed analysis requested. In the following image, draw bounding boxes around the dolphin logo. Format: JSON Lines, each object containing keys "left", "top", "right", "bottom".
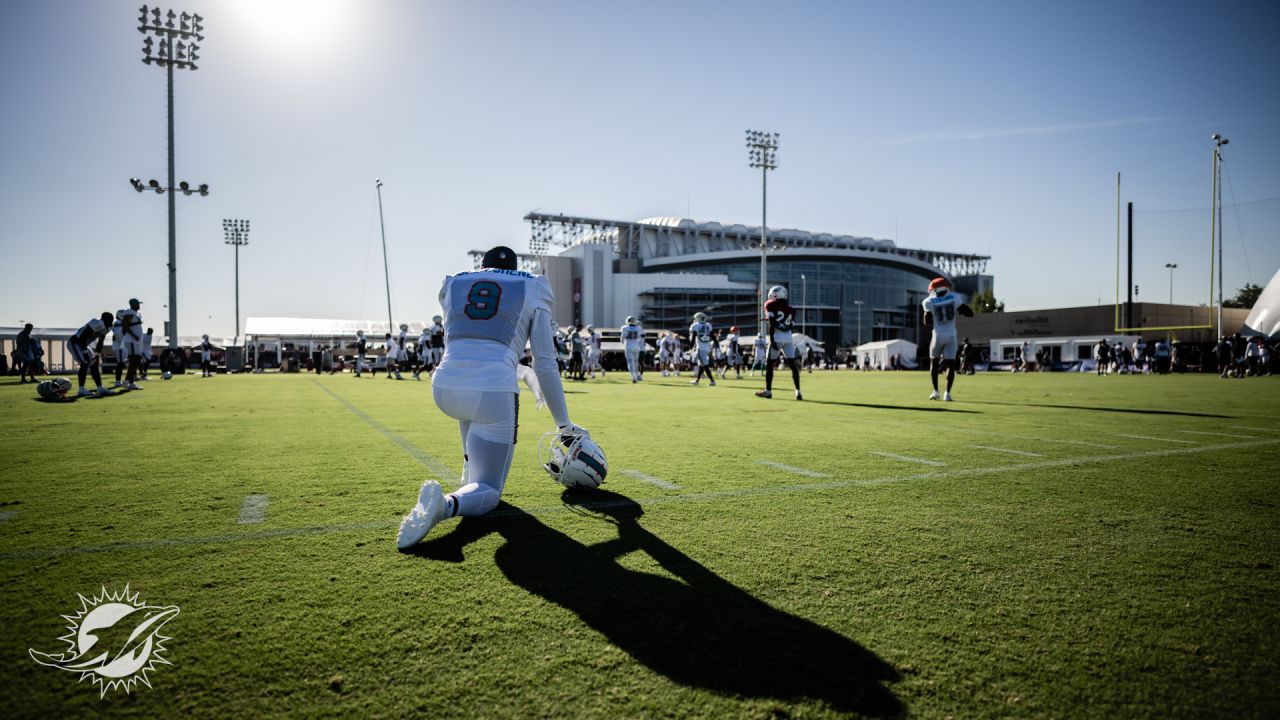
{"left": 29, "top": 586, "right": 179, "bottom": 697}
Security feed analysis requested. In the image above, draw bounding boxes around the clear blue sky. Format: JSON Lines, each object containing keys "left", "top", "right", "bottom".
{"left": 3, "top": 0, "right": 1278, "bottom": 338}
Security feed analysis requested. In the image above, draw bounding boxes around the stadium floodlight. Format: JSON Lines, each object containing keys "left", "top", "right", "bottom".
{"left": 1165, "top": 263, "right": 1178, "bottom": 305}
{"left": 746, "top": 129, "right": 780, "bottom": 337}
{"left": 130, "top": 177, "right": 145, "bottom": 192}
{"left": 223, "top": 219, "right": 250, "bottom": 346}
{"left": 135, "top": 5, "right": 206, "bottom": 348}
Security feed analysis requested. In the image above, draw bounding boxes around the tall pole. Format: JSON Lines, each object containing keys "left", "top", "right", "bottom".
{"left": 376, "top": 179, "right": 393, "bottom": 331}
{"left": 760, "top": 162, "right": 768, "bottom": 336}
{"left": 854, "top": 299, "right": 864, "bottom": 347}
{"left": 137, "top": 6, "right": 204, "bottom": 348}
{"left": 1166, "top": 263, "right": 1177, "bottom": 305}
{"left": 223, "top": 219, "right": 249, "bottom": 346}
{"left": 801, "top": 273, "right": 807, "bottom": 337}
{"left": 746, "top": 130, "right": 779, "bottom": 338}
{"left": 1126, "top": 202, "right": 1134, "bottom": 330}
{"left": 166, "top": 61, "right": 177, "bottom": 348}
{"left": 1211, "top": 134, "right": 1228, "bottom": 335}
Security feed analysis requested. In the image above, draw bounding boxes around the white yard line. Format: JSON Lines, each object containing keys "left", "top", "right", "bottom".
{"left": 869, "top": 451, "right": 946, "bottom": 467}
{"left": 756, "top": 460, "right": 831, "bottom": 478}
{"left": 968, "top": 444, "right": 1044, "bottom": 458}
{"left": 619, "top": 469, "right": 681, "bottom": 490}
{"left": 236, "top": 495, "right": 269, "bottom": 525}
{"left": 1117, "top": 434, "right": 1196, "bottom": 444}
{"left": 1177, "top": 429, "right": 1255, "bottom": 439}
{"left": 5, "top": 438, "right": 1277, "bottom": 561}
{"left": 313, "top": 380, "right": 456, "bottom": 486}
{"left": 965, "top": 430, "right": 1118, "bottom": 449}
{"left": 1231, "top": 426, "right": 1279, "bottom": 433}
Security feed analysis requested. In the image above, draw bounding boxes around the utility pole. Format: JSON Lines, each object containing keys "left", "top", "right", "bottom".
{"left": 376, "top": 179, "right": 393, "bottom": 331}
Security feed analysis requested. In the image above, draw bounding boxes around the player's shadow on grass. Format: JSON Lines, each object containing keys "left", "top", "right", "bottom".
{"left": 965, "top": 399, "right": 1232, "bottom": 418}
{"left": 806, "top": 399, "right": 981, "bottom": 414}
{"left": 411, "top": 491, "right": 902, "bottom": 717}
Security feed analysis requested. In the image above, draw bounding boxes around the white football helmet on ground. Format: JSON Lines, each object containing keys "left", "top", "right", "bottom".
{"left": 162, "top": 371, "right": 173, "bottom": 380}
{"left": 767, "top": 285, "right": 787, "bottom": 301}
{"left": 36, "top": 378, "right": 72, "bottom": 400}
{"left": 539, "top": 428, "right": 607, "bottom": 490}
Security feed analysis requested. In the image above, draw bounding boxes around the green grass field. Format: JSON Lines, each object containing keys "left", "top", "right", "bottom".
{"left": 1, "top": 369, "right": 1278, "bottom": 719}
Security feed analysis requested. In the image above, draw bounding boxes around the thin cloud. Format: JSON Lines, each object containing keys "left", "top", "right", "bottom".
{"left": 895, "top": 117, "right": 1164, "bottom": 144}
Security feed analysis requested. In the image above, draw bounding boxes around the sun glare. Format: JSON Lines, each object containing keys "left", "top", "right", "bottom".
{"left": 226, "top": 0, "right": 355, "bottom": 57}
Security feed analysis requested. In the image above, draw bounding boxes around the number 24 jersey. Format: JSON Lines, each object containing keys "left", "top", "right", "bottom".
{"left": 435, "top": 269, "right": 555, "bottom": 393}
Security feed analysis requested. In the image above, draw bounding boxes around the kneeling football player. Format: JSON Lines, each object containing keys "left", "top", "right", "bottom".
{"left": 69, "top": 312, "right": 116, "bottom": 397}
{"left": 396, "top": 246, "right": 588, "bottom": 549}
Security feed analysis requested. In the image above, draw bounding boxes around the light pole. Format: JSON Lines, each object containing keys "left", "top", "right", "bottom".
{"left": 746, "top": 130, "right": 779, "bottom": 338}
{"left": 854, "top": 299, "right": 865, "bottom": 347}
{"left": 1211, "top": 134, "right": 1228, "bottom": 335}
{"left": 800, "top": 273, "right": 807, "bottom": 338}
{"left": 375, "top": 179, "right": 393, "bottom": 332}
{"left": 223, "top": 219, "right": 249, "bottom": 346}
{"left": 136, "top": 5, "right": 204, "bottom": 348}
{"left": 1165, "top": 262, "right": 1177, "bottom": 304}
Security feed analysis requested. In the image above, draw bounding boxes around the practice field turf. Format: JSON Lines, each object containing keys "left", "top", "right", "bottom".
{"left": 1, "top": 369, "right": 1277, "bottom": 719}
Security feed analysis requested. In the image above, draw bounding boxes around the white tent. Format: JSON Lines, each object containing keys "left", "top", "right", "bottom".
{"left": 854, "top": 339, "right": 919, "bottom": 369}
{"left": 1243, "top": 267, "right": 1280, "bottom": 339}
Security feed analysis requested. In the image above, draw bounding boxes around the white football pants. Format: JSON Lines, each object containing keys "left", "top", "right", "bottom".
{"left": 625, "top": 347, "right": 642, "bottom": 380}
{"left": 432, "top": 387, "right": 518, "bottom": 517}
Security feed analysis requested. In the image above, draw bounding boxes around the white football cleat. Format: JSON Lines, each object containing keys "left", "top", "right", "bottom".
{"left": 944, "top": 392, "right": 953, "bottom": 402}
{"left": 929, "top": 390, "right": 940, "bottom": 400}
{"left": 396, "top": 480, "right": 447, "bottom": 550}
{"left": 795, "top": 390, "right": 803, "bottom": 400}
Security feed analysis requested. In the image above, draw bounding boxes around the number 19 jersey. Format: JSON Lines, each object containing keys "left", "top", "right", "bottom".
{"left": 434, "top": 269, "right": 555, "bottom": 393}
{"left": 922, "top": 293, "right": 960, "bottom": 336}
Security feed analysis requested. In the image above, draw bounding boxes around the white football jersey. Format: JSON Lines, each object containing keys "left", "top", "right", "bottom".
{"left": 690, "top": 321, "right": 713, "bottom": 347}
{"left": 621, "top": 323, "right": 644, "bottom": 349}
{"left": 922, "top": 293, "right": 961, "bottom": 335}
{"left": 434, "top": 269, "right": 555, "bottom": 392}
{"left": 119, "top": 308, "right": 143, "bottom": 340}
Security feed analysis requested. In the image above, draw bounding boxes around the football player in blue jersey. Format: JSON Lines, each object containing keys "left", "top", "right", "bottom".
{"left": 921, "top": 277, "right": 974, "bottom": 401}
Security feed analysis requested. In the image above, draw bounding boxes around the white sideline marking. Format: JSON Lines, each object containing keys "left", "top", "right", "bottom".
{"left": 756, "top": 460, "right": 830, "bottom": 478}
{"left": 1178, "top": 429, "right": 1255, "bottom": 439}
{"left": 966, "top": 430, "right": 1118, "bottom": 449}
{"left": 5, "top": 438, "right": 1278, "bottom": 561}
{"left": 1232, "top": 426, "right": 1279, "bottom": 433}
{"left": 0, "top": 511, "right": 16, "bottom": 525}
{"left": 620, "top": 469, "right": 681, "bottom": 490}
{"left": 1118, "top": 434, "right": 1195, "bottom": 444}
{"left": 313, "top": 381, "right": 455, "bottom": 485}
{"left": 869, "top": 451, "right": 946, "bottom": 467}
{"left": 237, "top": 495, "right": 269, "bottom": 525}
{"left": 969, "top": 444, "right": 1044, "bottom": 458}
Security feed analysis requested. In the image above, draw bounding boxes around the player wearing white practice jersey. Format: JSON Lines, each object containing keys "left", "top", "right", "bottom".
{"left": 354, "top": 330, "right": 368, "bottom": 377}
{"left": 750, "top": 334, "right": 767, "bottom": 376}
{"left": 657, "top": 332, "right": 673, "bottom": 376}
{"left": 118, "top": 299, "right": 145, "bottom": 390}
{"left": 110, "top": 315, "right": 125, "bottom": 386}
{"left": 70, "top": 312, "right": 116, "bottom": 396}
{"left": 722, "top": 326, "right": 742, "bottom": 379}
{"left": 397, "top": 324, "right": 411, "bottom": 370}
{"left": 688, "top": 313, "right": 716, "bottom": 386}
{"left": 921, "top": 277, "right": 974, "bottom": 401}
{"left": 383, "top": 333, "right": 403, "bottom": 380}
{"left": 621, "top": 316, "right": 645, "bottom": 383}
{"left": 396, "top": 246, "right": 586, "bottom": 549}
{"left": 584, "top": 325, "right": 603, "bottom": 379}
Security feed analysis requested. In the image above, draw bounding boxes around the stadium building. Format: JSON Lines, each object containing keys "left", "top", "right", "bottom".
{"left": 470, "top": 212, "right": 993, "bottom": 350}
